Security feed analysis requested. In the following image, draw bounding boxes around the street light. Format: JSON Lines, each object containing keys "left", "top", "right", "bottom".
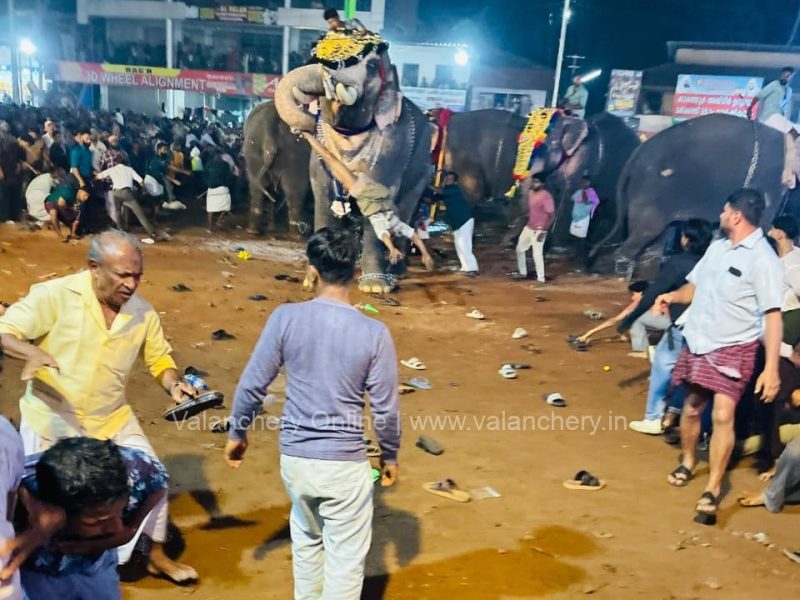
{"left": 19, "top": 38, "right": 37, "bottom": 56}
{"left": 579, "top": 69, "right": 602, "bottom": 83}
{"left": 454, "top": 48, "right": 469, "bottom": 67}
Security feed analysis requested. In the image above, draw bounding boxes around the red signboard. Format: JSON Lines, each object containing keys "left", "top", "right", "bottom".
{"left": 56, "top": 62, "right": 280, "bottom": 99}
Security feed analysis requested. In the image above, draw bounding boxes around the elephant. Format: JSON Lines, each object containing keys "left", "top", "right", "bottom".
{"left": 592, "top": 113, "right": 788, "bottom": 277}
{"left": 243, "top": 101, "right": 313, "bottom": 236}
{"left": 273, "top": 31, "right": 435, "bottom": 294}
{"left": 437, "top": 109, "right": 527, "bottom": 204}
{"left": 523, "top": 112, "right": 641, "bottom": 249}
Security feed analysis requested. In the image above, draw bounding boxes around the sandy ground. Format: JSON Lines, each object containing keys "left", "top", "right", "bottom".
{"left": 0, "top": 220, "right": 798, "bottom": 600}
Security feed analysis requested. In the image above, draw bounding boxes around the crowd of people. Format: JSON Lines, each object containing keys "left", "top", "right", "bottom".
{"left": 0, "top": 104, "right": 246, "bottom": 241}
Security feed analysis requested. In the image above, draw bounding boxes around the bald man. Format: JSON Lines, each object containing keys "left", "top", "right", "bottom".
{"left": 0, "top": 230, "right": 197, "bottom": 584}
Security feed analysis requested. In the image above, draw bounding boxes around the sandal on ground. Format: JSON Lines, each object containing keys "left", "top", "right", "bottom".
{"left": 171, "top": 283, "right": 191, "bottom": 292}
{"left": 563, "top": 470, "right": 606, "bottom": 491}
{"left": 400, "top": 357, "right": 427, "bottom": 370}
{"left": 406, "top": 377, "right": 432, "bottom": 390}
{"left": 784, "top": 549, "right": 800, "bottom": 565}
{"left": 423, "top": 479, "right": 471, "bottom": 502}
{"left": 275, "top": 273, "right": 300, "bottom": 283}
{"left": 466, "top": 309, "right": 485, "bottom": 320}
{"left": 667, "top": 464, "right": 694, "bottom": 487}
{"left": 398, "top": 384, "right": 416, "bottom": 395}
{"left": 694, "top": 491, "right": 718, "bottom": 526}
{"left": 499, "top": 364, "right": 517, "bottom": 379}
{"left": 508, "top": 362, "right": 531, "bottom": 370}
{"left": 543, "top": 392, "right": 567, "bottom": 407}
{"left": 511, "top": 327, "right": 528, "bottom": 339}
{"left": 416, "top": 435, "right": 444, "bottom": 456}
{"left": 212, "top": 329, "right": 236, "bottom": 341}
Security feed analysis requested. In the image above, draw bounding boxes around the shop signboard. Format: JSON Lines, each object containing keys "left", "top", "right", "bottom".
{"left": 606, "top": 69, "right": 642, "bottom": 117}
{"left": 673, "top": 74, "right": 763, "bottom": 119}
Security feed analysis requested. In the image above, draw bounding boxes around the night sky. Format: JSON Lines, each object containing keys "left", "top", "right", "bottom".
{"left": 418, "top": 0, "right": 800, "bottom": 107}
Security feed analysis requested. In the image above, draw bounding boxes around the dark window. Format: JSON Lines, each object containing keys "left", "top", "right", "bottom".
{"left": 433, "top": 64, "right": 453, "bottom": 88}
{"left": 401, "top": 64, "right": 419, "bottom": 87}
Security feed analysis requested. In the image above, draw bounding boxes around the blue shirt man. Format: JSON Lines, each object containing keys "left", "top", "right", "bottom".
{"left": 69, "top": 131, "right": 93, "bottom": 187}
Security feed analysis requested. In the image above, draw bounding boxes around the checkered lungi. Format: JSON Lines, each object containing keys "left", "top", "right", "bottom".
{"left": 671, "top": 340, "right": 760, "bottom": 402}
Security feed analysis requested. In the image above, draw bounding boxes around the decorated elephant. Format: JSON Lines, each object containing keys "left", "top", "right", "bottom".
{"left": 592, "top": 113, "right": 788, "bottom": 277}
{"left": 436, "top": 109, "right": 527, "bottom": 204}
{"left": 273, "top": 29, "right": 435, "bottom": 294}
{"left": 522, "top": 111, "right": 640, "bottom": 248}
{"left": 243, "top": 101, "right": 313, "bottom": 235}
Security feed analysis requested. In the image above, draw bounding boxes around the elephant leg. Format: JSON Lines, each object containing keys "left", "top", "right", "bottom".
{"left": 246, "top": 180, "right": 265, "bottom": 235}
{"left": 614, "top": 220, "right": 665, "bottom": 279}
{"left": 286, "top": 184, "right": 313, "bottom": 238}
{"left": 358, "top": 222, "right": 393, "bottom": 295}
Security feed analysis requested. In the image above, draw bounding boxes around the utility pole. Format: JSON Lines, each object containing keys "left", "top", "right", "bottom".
{"left": 551, "top": 0, "right": 570, "bottom": 108}
{"left": 166, "top": 0, "right": 175, "bottom": 116}
{"left": 9, "top": 0, "right": 20, "bottom": 104}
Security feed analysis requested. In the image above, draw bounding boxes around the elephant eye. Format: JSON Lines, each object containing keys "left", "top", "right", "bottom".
{"left": 365, "top": 60, "right": 379, "bottom": 73}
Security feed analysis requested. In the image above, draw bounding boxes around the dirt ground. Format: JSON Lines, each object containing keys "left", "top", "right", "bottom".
{"left": 0, "top": 221, "right": 798, "bottom": 600}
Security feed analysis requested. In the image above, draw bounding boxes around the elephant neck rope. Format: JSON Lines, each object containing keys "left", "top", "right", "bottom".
{"left": 315, "top": 115, "right": 385, "bottom": 202}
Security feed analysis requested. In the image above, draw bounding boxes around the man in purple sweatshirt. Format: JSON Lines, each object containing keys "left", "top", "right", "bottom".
{"left": 224, "top": 227, "right": 401, "bottom": 599}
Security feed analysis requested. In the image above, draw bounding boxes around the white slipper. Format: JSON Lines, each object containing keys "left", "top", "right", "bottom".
{"left": 466, "top": 309, "right": 485, "bottom": 320}
{"left": 141, "top": 237, "right": 155, "bottom": 245}
{"left": 511, "top": 327, "right": 528, "bottom": 339}
{"left": 400, "top": 357, "right": 427, "bottom": 370}
{"left": 498, "top": 364, "right": 517, "bottom": 379}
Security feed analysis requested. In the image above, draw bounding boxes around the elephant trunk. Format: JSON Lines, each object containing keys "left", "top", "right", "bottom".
{"left": 274, "top": 64, "right": 326, "bottom": 132}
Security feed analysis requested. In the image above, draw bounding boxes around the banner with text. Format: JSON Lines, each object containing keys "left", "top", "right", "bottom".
{"left": 56, "top": 62, "right": 280, "bottom": 99}
{"left": 606, "top": 69, "right": 642, "bottom": 117}
{"left": 198, "top": 6, "right": 265, "bottom": 23}
{"left": 673, "top": 74, "right": 763, "bottom": 119}
{"left": 402, "top": 87, "right": 467, "bottom": 112}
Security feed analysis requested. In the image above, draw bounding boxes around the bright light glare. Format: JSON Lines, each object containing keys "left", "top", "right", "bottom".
{"left": 564, "top": 8, "right": 572, "bottom": 20}
{"left": 19, "top": 39, "right": 37, "bottom": 55}
{"left": 580, "top": 69, "right": 602, "bottom": 83}
{"left": 454, "top": 48, "right": 469, "bottom": 66}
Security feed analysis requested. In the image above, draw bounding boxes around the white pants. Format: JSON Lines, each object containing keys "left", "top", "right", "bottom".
{"left": 20, "top": 416, "right": 169, "bottom": 565}
{"left": 453, "top": 218, "right": 479, "bottom": 273}
{"left": 516, "top": 226, "right": 546, "bottom": 281}
{"left": 280, "top": 455, "right": 373, "bottom": 600}
{"left": 25, "top": 190, "right": 50, "bottom": 223}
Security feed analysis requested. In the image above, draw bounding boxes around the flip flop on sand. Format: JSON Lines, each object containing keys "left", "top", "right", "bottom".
{"left": 567, "top": 335, "right": 589, "bottom": 352}
{"left": 511, "top": 328, "right": 528, "bottom": 339}
{"left": 508, "top": 363, "right": 531, "bottom": 370}
{"left": 784, "top": 549, "right": 800, "bottom": 565}
{"left": 399, "top": 384, "right": 416, "bottom": 395}
{"left": 499, "top": 364, "right": 518, "bottom": 379}
{"left": 380, "top": 297, "right": 401, "bottom": 307}
{"left": 543, "top": 392, "right": 567, "bottom": 407}
{"left": 416, "top": 435, "right": 444, "bottom": 455}
{"left": 563, "top": 470, "right": 606, "bottom": 491}
{"left": 466, "top": 309, "right": 485, "bottom": 320}
{"left": 248, "top": 294, "right": 267, "bottom": 301}
{"left": 171, "top": 283, "right": 191, "bottom": 292}
{"left": 401, "top": 357, "right": 427, "bottom": 370}
{"left": 212, "top": 329, "right": 236, "bottom": 341}
{"left": 423, "top": 479, "right": 471, "bottom": 502}
{"left": 275, "top": 274, "right": 300, "bottom": 283}
{"left": 407, "top": 377, "right": 432, "bottom": 390}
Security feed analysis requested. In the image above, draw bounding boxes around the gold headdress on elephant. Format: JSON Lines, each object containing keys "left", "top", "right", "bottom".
{"left": 311, "top": 29, "right": 389, "bottom": 70}
{"left": 505, "top": 108, "right": 562, "bottom": 197}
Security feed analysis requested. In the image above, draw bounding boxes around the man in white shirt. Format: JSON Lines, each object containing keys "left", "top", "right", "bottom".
{"left": 89, "top": 134, "right": 107, "bottom": 173}
{"left": 655, "top": 189, "right": 784, "bottom": 525}
{"left": 25, "top": 170, "right": 63, "bottom": 226}
{"left": 95, "top": 158, "right": 167, "bottom": 242}
{"left": 41, "top": 120, "right": 56, "bottom": 150}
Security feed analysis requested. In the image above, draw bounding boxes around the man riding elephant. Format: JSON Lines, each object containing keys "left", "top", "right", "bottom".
{"left": 273, "top": 28, "right": 434, "bottom": 294}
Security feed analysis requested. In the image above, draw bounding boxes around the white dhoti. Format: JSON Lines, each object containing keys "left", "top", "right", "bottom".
{"left": 206, "top": 186, "right": 231, "bottom": 213}
{"left": 25, "top": 190, "right": 50, "bottom": 223}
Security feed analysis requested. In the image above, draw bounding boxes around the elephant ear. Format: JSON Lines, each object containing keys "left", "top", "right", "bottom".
{"left": 375, "top": 56, "right": 403, "bottom": 130}
{"left": 561, "top": 118, "right": 589, "bottom": 157}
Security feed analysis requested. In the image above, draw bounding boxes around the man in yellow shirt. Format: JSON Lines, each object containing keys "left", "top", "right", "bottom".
{"left": 0, "top": 230, "right": 198, "bottom": 584}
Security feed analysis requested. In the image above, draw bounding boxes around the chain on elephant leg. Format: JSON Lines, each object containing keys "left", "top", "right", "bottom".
{"left": 289, "top": 220, "right": 312, "bottom": 237}
{"left": 358, "top": 272, "right": 397, "bottom": 295}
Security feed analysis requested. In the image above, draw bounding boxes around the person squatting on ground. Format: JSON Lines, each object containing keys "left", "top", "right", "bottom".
{"left": 225, "top": 228, "right": 401, "bottom": 600}
{"left": 0, "top": 230, "right": 198, "bottom": 583}
{"left": 627, "top": 219, "right": 714, "bottom": 435}
{"left": 300, "top": 131, "right": 434, "bottom": 271}
{"left": 655, "top": 189, "right": 783, "bottom": 525}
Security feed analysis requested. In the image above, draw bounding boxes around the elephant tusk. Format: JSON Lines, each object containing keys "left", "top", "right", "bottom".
{"left": 336, "top": 83, "right": 358, "bottom": 106}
